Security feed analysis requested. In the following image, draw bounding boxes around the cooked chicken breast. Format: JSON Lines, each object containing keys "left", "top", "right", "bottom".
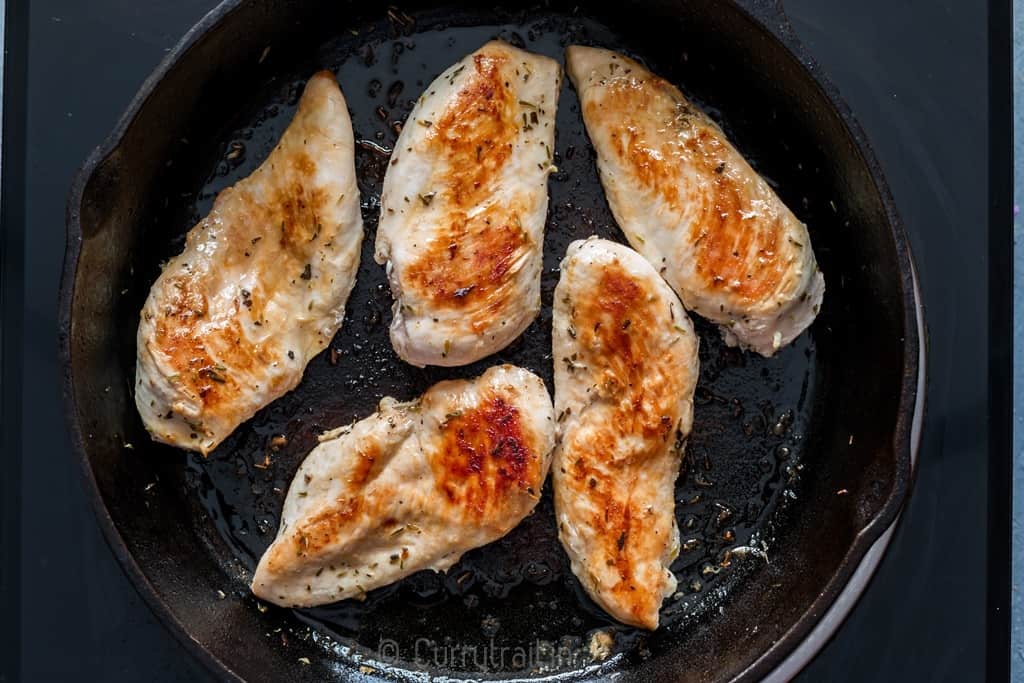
{"left": 135, "top": 72, "right": 363, "bottom": 455}
{"left": 552, "top": 238, "right": 699, "bottom": 630}
{"left": 251, "top": 364, "right": 555, "bottom": 607}
{"left": 375, "top": 41, "right": 561, "bottom": 367}
{"left": 566, "top": 46, "right": 824, "bottom": 356}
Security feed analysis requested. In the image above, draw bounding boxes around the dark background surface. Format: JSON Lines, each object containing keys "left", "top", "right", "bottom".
{"left": 0, "top": 0, "right": 1007, "bottom": 681}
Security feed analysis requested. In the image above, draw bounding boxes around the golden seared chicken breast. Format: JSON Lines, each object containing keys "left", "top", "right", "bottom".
{"left": 566, "top": 46, "right": 824, "bottom": 356}
{"left": 251, "top": 364, "right": 555, "bottom": 607}
{"left": 552, "top": 238, "right": 699, "bottom": 630}
{"left": 135, "top": 72, "right": 363, "bottom": 455}
{"left": 375, "top": 41, "right": 561, "bottom": 367}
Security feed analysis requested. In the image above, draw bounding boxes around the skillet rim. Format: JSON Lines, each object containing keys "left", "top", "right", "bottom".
{"left": 59, "top": 4, "right": 253, "bottom": 681}
{"left": 57, "top": 0, "right": 923, "bottom": 680}
{"left": 720, "top": 3, "right": 924, "bottom": 680}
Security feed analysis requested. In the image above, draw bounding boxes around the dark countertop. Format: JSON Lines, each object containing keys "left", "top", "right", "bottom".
{"left": 1012, "top": 0, "right": 1023, "bottom": 675}
{"left": 3, "top": 0, "right": 1006, "bottom": 680}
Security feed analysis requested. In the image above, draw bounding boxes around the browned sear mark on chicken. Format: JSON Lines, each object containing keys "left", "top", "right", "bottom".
{"left": 220, "top": 151, "right": 326, "bottom": 254}
{"left": 684, "top": 129, "right": 785, "bottom": 303}
{"left": 152, "top": 276, "right": 239, "bottom": 411}
{"left": 267, "top": 498, "right": 362, "bottom": 570}
{"left": 431, "top": 52, "right": 517, "bottom": 209}
{"left": 404, "top": 209, "right": 529, "bottom": 309}
{"left": 151, "top": 270, "right": 295, "bottom": 415}
{"left": 433, "top": 395, "right": 537, "bottom": 517}
{"left": 575, "top": 266, "right": 681, "bottom": 441}
{"left": 347, "top": 442, "right": 384, "bottom": 487}
{"left": 268, "top": 152, "right": 328, "bottom": 249}
{"left": 403, "top": 51, "right": 529, "bottom": 313}
{"left": 563, "top": 264, "right": 690, "bottom": 621}
{"left": 148, "top": 148, "right": 335, "bottom": 418}
{"left": 596, "top": 78, "right": 786, "bottom": 303}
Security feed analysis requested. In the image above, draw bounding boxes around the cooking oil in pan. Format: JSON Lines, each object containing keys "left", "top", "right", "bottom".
{"left": 176, "top": 10, "right": 820, "bottom": 676}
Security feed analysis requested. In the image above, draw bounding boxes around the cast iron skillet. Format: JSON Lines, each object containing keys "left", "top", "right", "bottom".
{"left": 59, "top": 0, "right": 923, "bottom": 681}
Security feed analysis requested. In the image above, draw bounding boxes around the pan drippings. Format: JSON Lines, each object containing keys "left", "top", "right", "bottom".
{"left": 172, "top": 11, "right": 818, "bottom": 675}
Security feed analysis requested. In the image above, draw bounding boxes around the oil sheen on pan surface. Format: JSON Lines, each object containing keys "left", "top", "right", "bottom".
{"left": 125, "top": 8, "right": 827, "bottom": 677}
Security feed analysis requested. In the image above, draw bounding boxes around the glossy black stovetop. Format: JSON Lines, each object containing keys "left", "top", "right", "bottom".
{"left": 0, "top": 0, "right": 1009, "bottom": 680}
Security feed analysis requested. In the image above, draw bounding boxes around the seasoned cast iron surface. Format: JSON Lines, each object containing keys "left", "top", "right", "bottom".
{"left": 129, "top": 9, "right": 825, "bottom": 676}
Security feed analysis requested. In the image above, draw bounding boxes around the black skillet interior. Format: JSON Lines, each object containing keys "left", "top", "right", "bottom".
{"left": 61, "top": 0, "right": 916, "bottom": 681}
